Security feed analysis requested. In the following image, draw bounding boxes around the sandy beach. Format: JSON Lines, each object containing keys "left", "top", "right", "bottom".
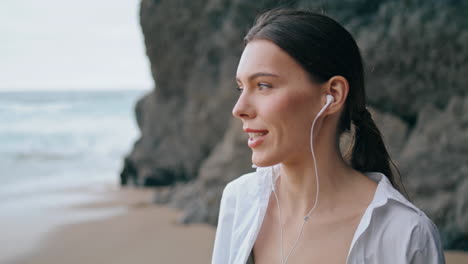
{"left": 2, "top": 183, "right": 214, "bottom": 264}
{"left": 1, "top": 182, "right": 467, "bottom": 264}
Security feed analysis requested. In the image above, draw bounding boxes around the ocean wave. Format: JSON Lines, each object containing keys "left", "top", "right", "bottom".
{"left": 13, "top": 151, "right": 82, "bottom": 161}
{"left": 0, "top": 103, "right": 72, "bottom": 113}
{"left": 0, "top": 115, "right": 138, "bottom": 135}
{"left": 0, "top": 90, "right": 144, "bottom": 186}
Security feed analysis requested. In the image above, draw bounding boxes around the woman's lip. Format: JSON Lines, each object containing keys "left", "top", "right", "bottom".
{"left": 244, "top": 128, "right": 269, "bottom": 133}
{"left": 247, "top": 133, "right": 267, "bottom": 148}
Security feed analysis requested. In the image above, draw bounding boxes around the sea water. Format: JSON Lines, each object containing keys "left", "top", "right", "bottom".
{"left": 0, "top": 89, "right": 147, "bottom": 207}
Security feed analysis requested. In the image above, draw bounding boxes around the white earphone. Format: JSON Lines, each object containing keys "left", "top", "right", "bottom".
{"left": 271, "top": 94, "right": 334, "bottom": 264}
{"left": 317, "top": 94, "right": 334, "bottom": 117}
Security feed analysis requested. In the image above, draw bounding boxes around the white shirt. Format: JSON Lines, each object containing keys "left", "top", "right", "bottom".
{"left": 211, "top": 164, "right": 445, "bottom": 264}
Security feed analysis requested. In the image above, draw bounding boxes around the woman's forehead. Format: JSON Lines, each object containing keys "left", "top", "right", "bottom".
{"left": 236, "top": 39, "right": 304, "bottom": 81}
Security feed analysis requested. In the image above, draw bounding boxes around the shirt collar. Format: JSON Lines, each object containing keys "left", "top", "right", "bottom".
{"left": 256, "top": 164, "right": 413, "bottom": 211}
{"left": 255, "top": 163, "right": 281, "bottom": 192}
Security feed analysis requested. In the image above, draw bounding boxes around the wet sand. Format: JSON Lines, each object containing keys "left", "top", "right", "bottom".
{"left": 4, "top": 184, "right": 215, "bottom": 264}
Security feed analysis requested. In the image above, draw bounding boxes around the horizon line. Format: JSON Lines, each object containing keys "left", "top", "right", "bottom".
{"left": 0, "top": 86, "right": 154, "bottom": 93}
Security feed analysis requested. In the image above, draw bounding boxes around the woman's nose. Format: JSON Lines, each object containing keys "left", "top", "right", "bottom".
{"left": 232, "top": 93, "right": 255, "bottom": 120}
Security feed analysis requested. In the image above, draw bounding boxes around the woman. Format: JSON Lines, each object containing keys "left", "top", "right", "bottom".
{"left": 212, "top": 8, "right": 445, "bottom": 264}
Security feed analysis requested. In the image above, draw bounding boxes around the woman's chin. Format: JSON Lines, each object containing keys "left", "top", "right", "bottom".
{"left": 251, "top": 154, "right": 278, "bottom": 168}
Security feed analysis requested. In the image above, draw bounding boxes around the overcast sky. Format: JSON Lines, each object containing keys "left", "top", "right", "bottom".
{"left": 0, "top": 0, "right": 153, "bottom": 91}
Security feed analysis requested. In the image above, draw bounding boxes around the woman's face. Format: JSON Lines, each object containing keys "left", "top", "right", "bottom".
{"left": 233, "top": 39, "right": 325, "bottom": 167}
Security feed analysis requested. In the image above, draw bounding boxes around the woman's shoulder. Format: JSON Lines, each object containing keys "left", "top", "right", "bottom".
{"left": 374, "top": 198, "right": 440, "bottom": 242}
{"left": 359, "top": 172, "right": 445, "bottom": 262}
{"left": 367, "top": 172, "right": 440, "bottom": 237}
{"left": 222, "top": 170, "right": 261, "bottom": 197}
{"left": 366, "top": 202, "right": 444, "bottom": 262}
{"left": 218, "top": 169, "right": 270, "bottom": 219}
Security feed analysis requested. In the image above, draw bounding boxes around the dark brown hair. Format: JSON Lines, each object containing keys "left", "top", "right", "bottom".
{"left": 244, "top": 8, "right": 405, "bottom": 193}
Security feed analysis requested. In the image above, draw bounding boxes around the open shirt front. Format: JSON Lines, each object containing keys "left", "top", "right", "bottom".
{"left": 211, "top": 164, "right": 445, "bottom": 264}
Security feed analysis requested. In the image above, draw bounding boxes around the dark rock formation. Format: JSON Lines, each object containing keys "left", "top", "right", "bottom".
{"left": 120, "top": 157, "right": 138, "bottom": 186}
{"left": 123, "top": 0, "right": 468, "bottom": 250}
{"left": 400, "top": 96, "right": 468, "bottom": 250}
{"left": 359, "top": 0, "right": 468, "bottom": 122}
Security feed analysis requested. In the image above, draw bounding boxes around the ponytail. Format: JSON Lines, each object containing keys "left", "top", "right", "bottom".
{"left": 350, "top": 108, "right": 406, "bottom": 196}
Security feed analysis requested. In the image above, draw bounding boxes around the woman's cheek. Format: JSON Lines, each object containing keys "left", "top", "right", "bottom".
{"left": 265, "top": 92, "right": 298, "bottom": 116}
{"left": 279, "top": 92, "right": 316, "bottom": 139}
{"left": 268, "top": 92, "right": 311, "bottom": 120}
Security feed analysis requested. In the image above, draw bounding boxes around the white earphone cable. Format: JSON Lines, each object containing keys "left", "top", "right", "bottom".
{"left": 272, "top": 97, "right": 331, "bottom": 264}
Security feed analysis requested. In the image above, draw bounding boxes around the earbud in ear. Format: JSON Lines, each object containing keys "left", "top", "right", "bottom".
{"left": 316, "top": 94, "right": 334, "bottom": 117}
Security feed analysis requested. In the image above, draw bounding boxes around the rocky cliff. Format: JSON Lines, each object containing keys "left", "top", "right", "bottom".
{"left": 121, "top": 0, "right": 468, "bottom": 250}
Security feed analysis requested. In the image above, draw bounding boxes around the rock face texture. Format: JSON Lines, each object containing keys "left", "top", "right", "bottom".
{"left": 124, "top": 0, "right": 280, "bottom": 186}
{"left": 400, "top": 96, "right": 468, "bottom": 249}
{"left": 122, "top": 0, "right": 468, "bottom": 250}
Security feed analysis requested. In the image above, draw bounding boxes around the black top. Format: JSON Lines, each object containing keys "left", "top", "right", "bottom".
{"left": 246, "top": 249, "right": 255, "bottom": 264}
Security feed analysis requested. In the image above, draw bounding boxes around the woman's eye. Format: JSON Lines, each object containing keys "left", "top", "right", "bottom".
{"left": 235, "top": 83, "right": 270, "bottom": 93}
{"left": 258, "top": 83, "right": 272, "bottom": 90}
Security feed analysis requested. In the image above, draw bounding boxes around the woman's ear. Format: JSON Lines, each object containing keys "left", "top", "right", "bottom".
{"left": 324, "top": 75, "right": 349, "bottom": 115}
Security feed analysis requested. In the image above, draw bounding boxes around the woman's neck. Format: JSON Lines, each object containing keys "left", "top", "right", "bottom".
{"left": 276, "top": 145, "right": 357, "bottom": 219}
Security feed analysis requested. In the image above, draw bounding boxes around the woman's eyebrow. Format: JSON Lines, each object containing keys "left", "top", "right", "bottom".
{"left": 236, "top": 72, "right": 280, "bottom": 83}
